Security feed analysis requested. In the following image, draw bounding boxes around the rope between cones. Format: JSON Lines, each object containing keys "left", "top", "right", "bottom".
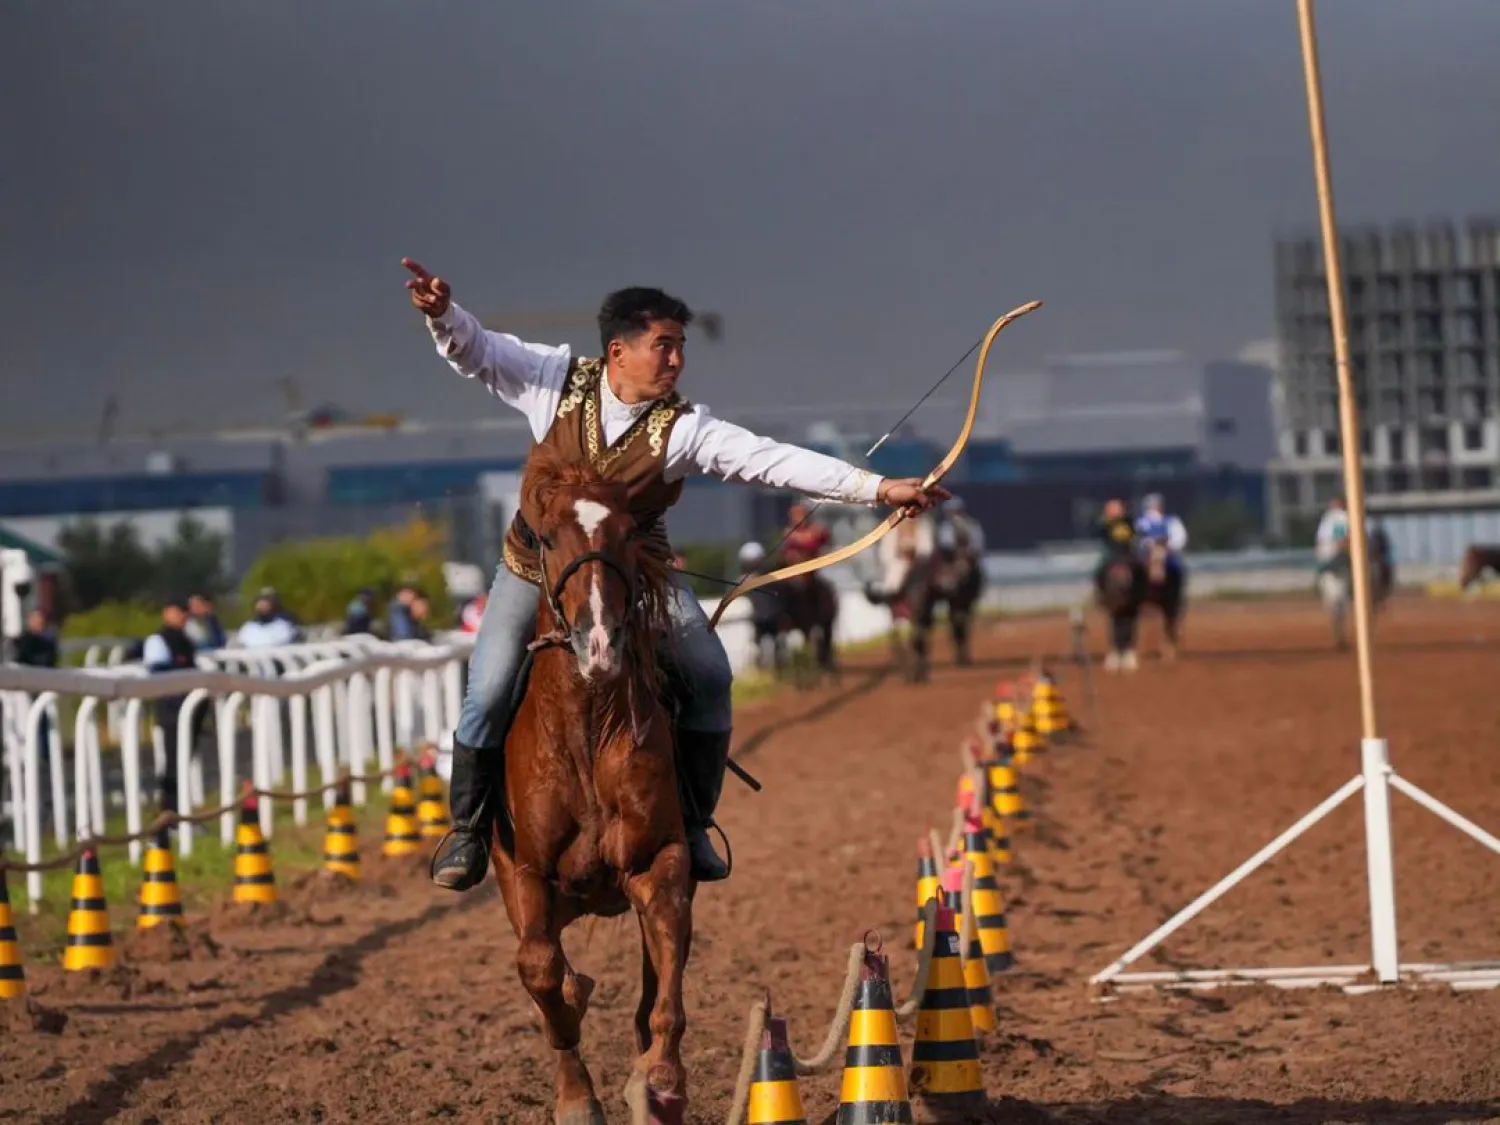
{"left": 0, "top": 754, "right": 425, "bottom": 875}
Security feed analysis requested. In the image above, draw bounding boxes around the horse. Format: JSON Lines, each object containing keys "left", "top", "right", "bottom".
{"left": 864, "top": 541, "right": 983, "bottom": 683}
{"left": 1141, "top": 541, "right": 1187, "bottom": 660}
{"left": 1459, "top": 544, "right": 1500, "bottom": 593}
{"left": 1096, "top": 552, "right": 1146, "bottom": 671}
{"left": 491, "top": 450, "right": 696, "bottom": 1123}
{"left": 741, "top": 573, "right": 839, "bottom": 687}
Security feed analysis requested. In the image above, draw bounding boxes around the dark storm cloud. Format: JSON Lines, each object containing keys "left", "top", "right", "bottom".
{"left": 2, "top": 0, "right": 1497, "bottom": 443}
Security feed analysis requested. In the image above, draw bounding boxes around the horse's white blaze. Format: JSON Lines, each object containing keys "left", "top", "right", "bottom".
{"left": 574, "top": 498, "right": 610, "bottom": 540}
{"left": 584, "top": 572, "right": 614, "bottom": 674}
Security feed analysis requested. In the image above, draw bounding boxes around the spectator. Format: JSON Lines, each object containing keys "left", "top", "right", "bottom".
{"left": 409, "top": 594, "right": 433, "bottom": 641}
{"left": 344, "top": 588, "right": 377, "bottom": 635}
{"left": 142, "top": 600, "right": 198, "bottom": 816}
{"left": 257, "top": 586, "right": 305, "bottom": 642}
{"left": 387, "top": 584, "right": 419, "bottom": 640}
{"left": 184, "top": 593, "right": 227, "bottom": 651}
{"left": 11, "top": 608, "right": 58, "bottom": 668}
{"left": 459, "top": 592, "right": 487, "bottom": 634}
{"left": 238, "top": 595, "right": 300, "bottom": 649}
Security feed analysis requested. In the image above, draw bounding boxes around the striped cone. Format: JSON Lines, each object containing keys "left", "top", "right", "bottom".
{"left": 232, "top": 796, "right": 277, "bottom": 905}
{"left": 0, "top": 875, "right": 25, "bottom": 999}
{"left": 63, "top": 848, "right": 115, "bottom": 972}
{"left": 914, "top": 837, "right": 941, "bottom": 952}
{"left": 1011, "top": 711, "right": 1043, "bottom": 768}
{"left": 988, "top": 755, "right": 1030, "bottom": 827}
{"left": 959, "top": 741, "right": 1013, "bottom": 865}
{"left": 382, "top": 765, "right": 421, "bottom": 857}
{"left": 747, "top": 1010, "right": 808, "bottom": 1125}
{"left": 137, "top": 828, "right": 184, "bottom": 928}
{"left": 1031, "top": 676, "right": 1066, "bottom": 739}
{"left": 942, "top": 866, "right": 995, "bottom": 1036}
{"left": 417, "top": 752, "right": 450, "bottom": 840}
{"left": 907, "top": 901, "right": 985, "bottom": 1120}
{"left": 835, "top": 945, "right": 912, "bottom": 1124}
{"left": 323, "top": 780, "right": 361, "bottom": 880}
{"left": 962, "top": 810, "right": 1013, "bottom": 975}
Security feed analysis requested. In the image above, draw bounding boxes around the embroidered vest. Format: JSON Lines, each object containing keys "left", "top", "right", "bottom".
{"left": 502, "top": 358, "right": 691, "bottom": 585}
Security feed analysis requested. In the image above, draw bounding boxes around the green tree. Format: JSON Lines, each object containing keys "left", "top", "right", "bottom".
{"left": 57, "top": 519, "right": 155, "bottom": 612}
{"left": 148, "top": 514, "right": 230, "bottom": 603}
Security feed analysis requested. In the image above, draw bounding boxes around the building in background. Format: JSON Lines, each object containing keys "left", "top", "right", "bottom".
{"left": 1269, "top": 217, "right": 1500, "bottom": 560}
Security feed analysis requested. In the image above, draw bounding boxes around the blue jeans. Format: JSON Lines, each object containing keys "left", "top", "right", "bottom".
{"left": 454, "top": 563, "right": 734, "bottom": 749}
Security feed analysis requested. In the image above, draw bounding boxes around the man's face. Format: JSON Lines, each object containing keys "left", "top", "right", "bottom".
{"left": 189, "top": 596, "right": 210, "bottom": 616}
{"left": 163, "top": 606, "right": 187, "bottom": 629}
{"left": 609, "top": 320, "right": 686, "bottom": 401}
{"left": 27, "top": 609, "right": 46, "bottom": 634}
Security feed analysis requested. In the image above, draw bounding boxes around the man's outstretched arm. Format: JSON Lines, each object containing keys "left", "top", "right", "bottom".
{"left": 668, "top": 405, "right": 949, "bottom": 512}
{"left": 403, "top": 258, "right": 567, "bottom": 431}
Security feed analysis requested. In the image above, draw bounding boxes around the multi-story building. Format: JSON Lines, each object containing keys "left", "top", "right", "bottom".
{"left": 1269, "top": 217, "right": 1500, "bottom": 549}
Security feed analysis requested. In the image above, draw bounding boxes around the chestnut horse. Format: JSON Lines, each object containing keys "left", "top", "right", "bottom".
{"left": 1460, "top": 544, "right": 1500, "bottom": 593}
{"left": 494, "top": 449, "right": 693, "bottom": 1124}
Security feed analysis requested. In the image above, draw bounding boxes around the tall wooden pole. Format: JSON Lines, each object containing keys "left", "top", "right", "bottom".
{"left": 1296, "top": 0, "right": 1379, "bottom": 739}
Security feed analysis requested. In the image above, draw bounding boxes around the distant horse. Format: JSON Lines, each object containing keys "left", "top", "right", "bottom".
{"left": 1459, "top": 544, "right": 1500, "bottom": 593}
{"left": 743, "top": 574, "right": 840, "bottom": 687}
{"left": 865, "top": 541, "right": 983, "bottom": 682}
{"left": 1141, "top": 541, "right": 1187, "bottom": 660}
{"left": 1096, "top": 552, "right": 1147, "bottom": 671}
{"left": 490, "top": 448, "right": 696, "bottom": 1123}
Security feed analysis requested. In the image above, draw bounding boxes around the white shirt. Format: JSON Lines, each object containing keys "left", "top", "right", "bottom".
{"left": 427, "top": 302, "right": 885, "bottom": 506}
{"left": 237, "top": 618, "right": 299, "bottom": 649}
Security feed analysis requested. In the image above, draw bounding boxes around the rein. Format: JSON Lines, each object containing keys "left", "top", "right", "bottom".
{"left": 529, "top": 545, "right": 637, "bottom": 653}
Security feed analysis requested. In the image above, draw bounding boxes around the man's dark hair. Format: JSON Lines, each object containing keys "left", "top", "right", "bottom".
{"left": 598, "top": 287, "right": 693, "bottom": 353}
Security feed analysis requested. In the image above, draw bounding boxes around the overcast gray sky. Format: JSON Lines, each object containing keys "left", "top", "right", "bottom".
{"left": 3, "top": 0, "right": 1498, "bottom": 445}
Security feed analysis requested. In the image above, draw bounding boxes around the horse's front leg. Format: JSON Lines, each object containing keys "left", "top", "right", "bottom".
{"left": 624, "top": 842, "right": 692, "bottom": 1125}
{"left": 510, "top": 871, "right": 603, "bottom": 1125}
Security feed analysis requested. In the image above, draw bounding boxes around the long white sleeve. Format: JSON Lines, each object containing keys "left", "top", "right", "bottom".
{"left": 1167, "top": 515, "right": 1188, "bottom": 552}
{"left": 426, "top": 301, "right": 571, "bottom": 441}
{"left": 666, "top": 405, "right": 884, "bottom": 505}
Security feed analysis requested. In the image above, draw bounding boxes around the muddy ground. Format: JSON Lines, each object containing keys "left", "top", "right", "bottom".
{"left": 4, "top": 595, "right": 1500, "bottom": 1124}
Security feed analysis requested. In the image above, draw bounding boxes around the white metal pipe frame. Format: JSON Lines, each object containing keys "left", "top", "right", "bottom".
{"left": 0, "top": 635, "right": 475, "bottom": 913}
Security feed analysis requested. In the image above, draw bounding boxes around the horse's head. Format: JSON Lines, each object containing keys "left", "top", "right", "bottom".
{"left": 1146, "top": 541, "right": 1168, "bottom": 584}
{"left": 524, "top": 449, "right": 671, "bottom": 685}
{"left": 1100, "top": 557, "right": 1136, "bottom": 610}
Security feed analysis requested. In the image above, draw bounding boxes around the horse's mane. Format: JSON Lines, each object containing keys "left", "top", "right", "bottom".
{"left": 523, "top": 445, "right": 678, "bottom": 703}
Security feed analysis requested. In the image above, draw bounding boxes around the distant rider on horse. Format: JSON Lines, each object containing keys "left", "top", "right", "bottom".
{"left": 404, "top": 260, "right": 946, "bottom": 891}
{"left": 1093, "top": 498, "right": 1138, "bottom": 592}
{"left": 1134, "top": 492, "right": 1188, "bottom": 580}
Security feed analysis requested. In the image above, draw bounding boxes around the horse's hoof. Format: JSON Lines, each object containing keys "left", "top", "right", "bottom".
{"left": 1103, "top": 652, "right": 1120, "bottom": 672}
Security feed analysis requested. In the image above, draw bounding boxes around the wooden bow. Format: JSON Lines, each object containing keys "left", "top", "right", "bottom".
{"left": 707, "top": 299, "right": 1043, "bottom": 632}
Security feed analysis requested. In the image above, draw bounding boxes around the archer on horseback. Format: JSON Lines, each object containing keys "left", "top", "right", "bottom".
{"left": 403, "top": 260, "right": 947, "bottom": 891}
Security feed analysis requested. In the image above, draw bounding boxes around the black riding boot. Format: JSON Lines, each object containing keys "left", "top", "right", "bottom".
{"left": 430, "top": 739, "right": 500, "bottom": 892}
{"left": 676, "top": 730, "right": 732, "bottom": 883}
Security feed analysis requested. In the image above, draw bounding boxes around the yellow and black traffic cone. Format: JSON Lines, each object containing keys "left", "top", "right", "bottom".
{"left": 137, "top": 827, "right": 183, "bottom": 929}
{"left": 1032, "top": 673, "right": 1067, "bottom": 740}
{"left": 323, "top": 779, "right": 361, "bottom": 880}
{"left": 232, "top": 793, "right": 277, "bottom": 906}
{"left": 942, "top": 865, "right": 995, "bottom": 1036}
{"left": 0, "top": 874, "right": 25, "bottom": 998}
{"left": 747, "top": 1007, "right": 808, "bottom": 1125}
{"left": 1011, "top": 709, "right": 1043, "bottom": 768}
{"left": 835, "top": 943, "right": 912, "bottom": 1124}
{"left": 382, "top": 763, "right": 421, "bottom": 857}
{"left": 417, "top": 750, "right": 450, "bottom": 840}
{"left": 988, "top": 753, "right": 1031, "bottom": 828}
{"left": 63, "top": 848, "right": 115, "bottom": 972}
{"left": 907, "top": 900, "right": 986, "bottom": 1120}
{"left": 959, "top": 740, "right": 1012, "bottom": 865}
{"left": 961, "top": 809, "right": 1013, "bottom": 975}
{"left": 914, "top": 836, "right": 941, "bottom": 953}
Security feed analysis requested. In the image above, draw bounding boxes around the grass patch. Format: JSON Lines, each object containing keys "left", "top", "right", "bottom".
{"left": 9, "top": 789, "right": 398, "bottom": 960}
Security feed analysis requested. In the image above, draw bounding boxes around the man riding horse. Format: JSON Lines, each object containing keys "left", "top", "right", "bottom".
{"left": 1315, "top": 495, "right": 1393, "bottom": 608}
{"left": 404, "top": 261, "right": 945, "bottom": 891}
{"left": 1134, "top": 493, "right": 1187, "bottom": 584}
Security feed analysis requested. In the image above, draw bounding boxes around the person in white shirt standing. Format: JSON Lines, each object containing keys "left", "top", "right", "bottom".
{"left": 403, "top": 259, "right": 948, "bottom": 891}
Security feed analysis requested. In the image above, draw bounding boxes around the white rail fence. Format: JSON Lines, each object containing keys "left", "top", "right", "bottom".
{"left": 0, "top": 635, "right": 473, "bottom": 912}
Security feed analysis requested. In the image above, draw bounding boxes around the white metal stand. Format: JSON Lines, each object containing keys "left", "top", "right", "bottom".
{"left": 1091, "top": 0, "right": 1500, "bottom": 1000}
{"left": 1090, "top": 739, "right": 1500, "bottom": 993}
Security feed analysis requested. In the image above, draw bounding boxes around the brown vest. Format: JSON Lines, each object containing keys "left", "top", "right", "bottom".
{"left": 502, "top": 358, "right": 691, "bottom": 585}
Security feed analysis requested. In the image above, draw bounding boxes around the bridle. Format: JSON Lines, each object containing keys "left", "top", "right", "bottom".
{"left": 529, "top": 536, "right": 638, "bottom": 652}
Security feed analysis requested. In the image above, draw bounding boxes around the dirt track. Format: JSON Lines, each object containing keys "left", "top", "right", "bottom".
{"left": 6, "top": 596, "right": 1500, "bottom": 1124}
